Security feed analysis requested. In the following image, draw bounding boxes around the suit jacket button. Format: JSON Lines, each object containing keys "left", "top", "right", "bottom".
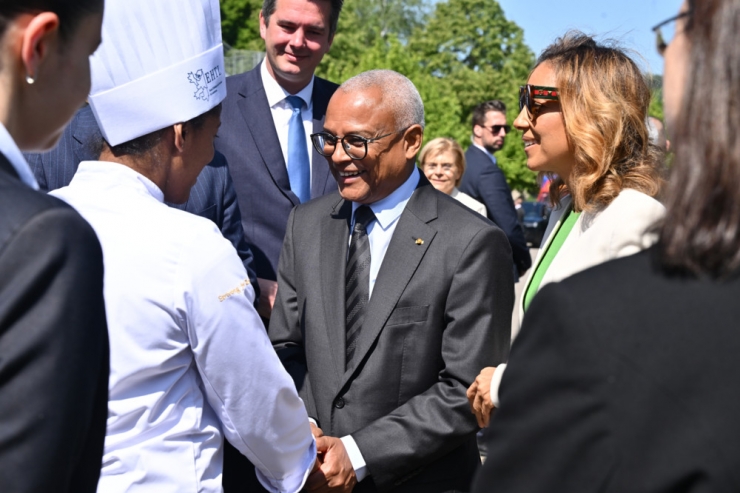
{"left": 334, "top": 397, "right": 345, "bottom": 409}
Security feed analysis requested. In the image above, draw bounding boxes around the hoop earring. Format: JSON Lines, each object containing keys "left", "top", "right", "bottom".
{"left": 26, "top": 75, "right": 35, "bottom": 85}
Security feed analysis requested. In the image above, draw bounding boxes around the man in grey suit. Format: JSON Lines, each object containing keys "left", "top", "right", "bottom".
{"left": 215, "top": 0, "right": 343, "bottom": 320}
{"left": 270, "top": 70, "right": 514, "bottom": 492}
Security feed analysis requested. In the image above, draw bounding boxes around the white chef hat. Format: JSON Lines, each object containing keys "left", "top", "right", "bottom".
{"left": 88, "top": 0, "right": 226, "bottom": 147}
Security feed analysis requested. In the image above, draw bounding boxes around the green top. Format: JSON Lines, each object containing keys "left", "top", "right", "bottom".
{"left": 523, "top": 207, "right": 581, "bottom": 312}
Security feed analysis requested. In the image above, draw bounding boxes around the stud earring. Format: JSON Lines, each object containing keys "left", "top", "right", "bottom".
{"left": 26, "top": 75, "right": 35, "bottom": 85}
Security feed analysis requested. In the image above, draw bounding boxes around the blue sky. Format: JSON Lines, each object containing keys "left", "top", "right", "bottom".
{"left": 498, "top": 0, "right": 683, "bottom": 75}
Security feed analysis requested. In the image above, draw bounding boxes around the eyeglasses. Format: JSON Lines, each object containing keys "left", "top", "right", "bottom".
{"left": 652, "top": 10, "right": 692, "bottom": 56}
{"left": 482, "top": 124, "right": 511, "bottom": 135}
{"left": 519, "top": 85, "right": 559, "bottom": 120}
{"left": 311, "top": 127, "right": 409, "bottom": 160}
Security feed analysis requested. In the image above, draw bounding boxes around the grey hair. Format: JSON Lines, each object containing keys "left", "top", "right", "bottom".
{"left": 339, "top": 70, "right": 425, "bottom": 130}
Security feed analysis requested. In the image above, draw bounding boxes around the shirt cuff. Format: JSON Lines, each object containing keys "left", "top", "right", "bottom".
{"left": 340, "top": 435, "right": 368, "bottom": 482}
{"left": 308, "top": 417, "right": 318, "bottom": 427}
{"left": 490, "top": 364, "right": 507, "bottom": 408}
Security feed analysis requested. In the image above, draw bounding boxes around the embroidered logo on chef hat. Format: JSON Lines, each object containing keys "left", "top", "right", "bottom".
{"left": 188, "top": 65, "right": 224, "bottom": 102}
{"left": 88, "top": 0, "right": 226, "bottom": 147}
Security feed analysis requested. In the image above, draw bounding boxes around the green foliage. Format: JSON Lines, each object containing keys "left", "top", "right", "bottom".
{"left": 221, "top": 0, "right": 263, "bottom": 50}
{"left": 648, "top": 74, "right": 664, "bottom": 121}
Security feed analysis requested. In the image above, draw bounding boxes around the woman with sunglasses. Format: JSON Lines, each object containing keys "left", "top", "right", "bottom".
{"left": 467, "top": 33, "right": 665, "bottom": 427}
{"left": 473, "top": 1, "right": 740, "bottom": 490}
{"left": 0, "top": 1, "right": 109, "bottom": 492}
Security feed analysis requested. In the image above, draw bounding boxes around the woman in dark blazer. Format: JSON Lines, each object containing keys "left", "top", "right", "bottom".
{"left": 0, "top": 2, "right": 109, "bottom": 492}
{"left": 473, "top": 1, "right": 740, "bottom": 491}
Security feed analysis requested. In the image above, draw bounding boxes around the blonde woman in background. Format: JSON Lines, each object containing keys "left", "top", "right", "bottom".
{"left": 467, "top": 32, "right": 666, "bottom": 426}
{"left": 420, "top": 137, "right": 487, "bottom": 216}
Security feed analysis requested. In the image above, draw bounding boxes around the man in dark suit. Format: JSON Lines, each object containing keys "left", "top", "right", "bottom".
{"left": 459, "top": 100, "right": 531, "bottom": 280}
{"left": 215, "top": 0, "right": 343, "bottom": 319}
{"left": 23, "top": 105, "right": 259, "bottom": 294}
{"left": 0, "top": 154, "right": 109, "bottom": 492}
{"left": 270, "top": 70, "right": 514, "bottom": 492}
{"left": 473, "top": 248, "right": 740, "bottom": 492}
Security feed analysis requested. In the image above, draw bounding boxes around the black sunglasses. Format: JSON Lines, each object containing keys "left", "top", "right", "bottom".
{"left": 482, "top": 124, "right": 511, "bottom": 135}
{"left": 519, "top": 85, "right": 559, "bottom": 120}
{"left": 652, "top": 10, "right": 692, "bottom": 56}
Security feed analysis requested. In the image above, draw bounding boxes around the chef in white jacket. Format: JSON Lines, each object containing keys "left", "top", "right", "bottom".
{"left": 50, "top": 1, "right": 316, "bottom": 492}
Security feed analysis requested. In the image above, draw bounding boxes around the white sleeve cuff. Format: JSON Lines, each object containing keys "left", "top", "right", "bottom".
{"left": 308, "top": 417, "right": 318, "bottom": 426}
{"left": 340, "top": 435, "right": 368, "bottom": 482}
{"left": 255, "top": 436, "right": 316, "bottom": 493}
{"left": 490, "top": 364, "right": 507, "bottom": 408}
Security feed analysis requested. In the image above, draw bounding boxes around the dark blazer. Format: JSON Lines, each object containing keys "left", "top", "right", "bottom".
{"left": 0, "top": 155, "right": 109, "bottom": 492}
{"left": 475, "top": 248, "right": 740, "bottom": 492}
{"left": 214, "top": 64, "right": 338, "bottom": 281}
{"left": 271, "top": 175, "right": 514, "bottom": 492}
{"left": 459, "top": 146, "right": 531, "bottom": 279}
{"left": 23, "top": 105, "right": 259, "bottom": 296}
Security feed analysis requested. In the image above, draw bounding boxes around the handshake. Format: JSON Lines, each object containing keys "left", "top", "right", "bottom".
{"left": 306, "top": 423, "right": 357, "bottom": 493}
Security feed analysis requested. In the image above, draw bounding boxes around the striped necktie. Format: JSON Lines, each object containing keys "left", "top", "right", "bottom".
{"left": 345, "top": 205, "right": 376, "bottom": 368}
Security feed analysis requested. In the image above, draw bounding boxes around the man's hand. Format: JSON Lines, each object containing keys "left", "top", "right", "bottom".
{"left": 466, "top": 366, "right": 496, "bottom": 428}
{"left": 310, "top": 422, "right": 324, "bottom": 438}
{"left": 257, "top": 278, "right": 278, "bottom": 319}
{"left": 306, "top": 436, "right": 357, "bottom": 493}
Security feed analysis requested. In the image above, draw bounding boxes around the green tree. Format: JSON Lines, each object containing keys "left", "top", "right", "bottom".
{"left": 220, "top": 0, "right": 263, "bottom": 50}
{"left": 409, "top": 0, "right": 537, "bottom": 192}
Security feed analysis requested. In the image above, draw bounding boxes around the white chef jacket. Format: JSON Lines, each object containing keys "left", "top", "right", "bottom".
{"left": 51, "top": 161, "right": 315, "bottom": 493}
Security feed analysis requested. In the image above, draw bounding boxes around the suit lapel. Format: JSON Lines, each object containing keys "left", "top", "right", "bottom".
{"left": 0, "top": 153, "right": 19, "bottom": 180}
{"left": 517, "top": 196, "right": 573, "bottom": 322}
{"left": 321, "top": 197, "right": 353, "bottom": 375}
{"left": 341, "top": 178, "right": 438, "bottom": 385}
{"left": 310, "top": 78, "right": 335, "bottom": 198}
{"left": 237, "top": 67, "right": 300, "bottom": 207}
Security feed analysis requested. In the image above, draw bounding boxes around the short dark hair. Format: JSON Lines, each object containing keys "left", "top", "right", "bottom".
{"left": 262, "top": 0, "right": 344, "bottom": 36}
{"left": 471, "top": 100, "right": 507, "bottom": 128}
{"left": 0, "top": 0, "right": 103, "bottom": 40}
{"left": 107, "top": 104, "right": 222, "bottom": 158}
{"left": 659, "top": 0, "right": 740, "bottom": 277}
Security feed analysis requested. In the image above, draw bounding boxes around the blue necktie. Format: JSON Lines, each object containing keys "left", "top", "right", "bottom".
{"left": 286, "top": 95, "right": 310, "bottom": 203}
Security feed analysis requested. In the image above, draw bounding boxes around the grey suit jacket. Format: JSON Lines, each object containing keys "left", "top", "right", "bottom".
{"left": 270, "top": 175, "right": 514, "bottom": 492}
{"left": 215, "top": 63, "right": 338, "bottom": 281}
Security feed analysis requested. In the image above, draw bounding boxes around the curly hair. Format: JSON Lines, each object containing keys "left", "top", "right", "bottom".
{"left": 536, "top": 32, "right": 664, "bottom": 212}
{"left": 419, "top": 137, "right": 466, "bottom": 187}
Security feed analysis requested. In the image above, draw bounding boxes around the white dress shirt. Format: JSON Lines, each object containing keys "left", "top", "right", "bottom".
{"left": 261, "top": 61, "right": 315, "bottom": 185}
{"left": 341, "top": 167, "right": 421, "bottom": 481}
{"left": 51, "top": 162, "right": 315, "bottom": 493}
{"left": 472, "top": 141, "right": 497, "bottom": 164}
{"left": 0, "top": 122, "right": 38, "bottom": 189}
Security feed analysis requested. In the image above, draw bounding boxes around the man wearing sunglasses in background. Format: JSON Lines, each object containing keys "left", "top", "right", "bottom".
{"left": 459, "top": 100, "right": 531, "bottom": 282}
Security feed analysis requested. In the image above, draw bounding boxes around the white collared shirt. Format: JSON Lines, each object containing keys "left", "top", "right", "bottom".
{"left": 350, "top": 167, "right": 421, "bottom": 296}
{"left": 472, "top": 141, "right": 497, "bottom": 164}
{"left": 0, "top": 122, "right": 38, "bottom": 189}
{"left": 341, "top": 166, "right": 421, "bottom": 481}
{"left": 51, "top": 162, "right": 316, "bottom": 493}
{"left": 260, "top": 61, "right": 315, "bottom": 186}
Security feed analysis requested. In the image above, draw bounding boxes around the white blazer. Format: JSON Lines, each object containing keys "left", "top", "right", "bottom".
{"left": 515, "top": 188, "right": 666, "bottom": 338}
